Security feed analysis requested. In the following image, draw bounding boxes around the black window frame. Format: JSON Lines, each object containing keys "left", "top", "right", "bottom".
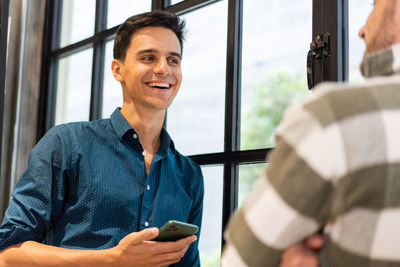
{"left": 0, "top": 0, "right": 10, "bottom": 175}
{"left": 37, "top": 0, "right": 349, "bottom": 250}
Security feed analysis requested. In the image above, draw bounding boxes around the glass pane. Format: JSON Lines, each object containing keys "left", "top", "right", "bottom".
{"left": 199, "top": 166, "right": 223, "bottom": 267}
{"left": 238, "top": 163, "right": 267, "bottom": 207}
{"left": 240, "top": 1, "right": 312, "bottom": 150}
{"left": 348, "top": 1, "right": 374, "bottom": 83}
{"left": 55, "top": 49, "right": 93, "bottom": 125}
{"left": 102, "top": 41, "right": 123, "bottom": 118}
{"left": 171, "top": 0, "right": 185, "bottom": 4}
{"left": 60, "top": 0, "right": 95, "bottom": 47}
{"left": 167, "top": 0, "right": 227, "bottom": 155}
{"left": 107, "top": 0, "right": 151, "bottom": 29}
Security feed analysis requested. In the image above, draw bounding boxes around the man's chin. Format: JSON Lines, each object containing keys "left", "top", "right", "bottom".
{"left": 360, "top": 56, "right": 366, "bottom": 77}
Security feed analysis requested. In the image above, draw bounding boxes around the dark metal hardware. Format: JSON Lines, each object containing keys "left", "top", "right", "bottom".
{"left": 307, "top": 33, "right": 330, "bottom": 89}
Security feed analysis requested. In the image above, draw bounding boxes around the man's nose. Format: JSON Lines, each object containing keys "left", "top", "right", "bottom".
{"left": 154, "top": 58, "right": 170, "bottom": 76}
{"left": 359, "top": 26, "right": 365, "bottom": 39}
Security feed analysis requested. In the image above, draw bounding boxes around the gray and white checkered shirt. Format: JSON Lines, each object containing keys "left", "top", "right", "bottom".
{"left": 222, "top": 43, "right": 400, "bottom": 267}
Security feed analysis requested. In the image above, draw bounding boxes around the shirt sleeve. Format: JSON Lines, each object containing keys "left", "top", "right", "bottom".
{"left": 0, "top": 125, "right": 72, "bottom": 251}
{"left": 222, "top": 99, "right": 337, "bottom": 266}
{"left": 172, "top": 164, "right": 204, "bottom": 267}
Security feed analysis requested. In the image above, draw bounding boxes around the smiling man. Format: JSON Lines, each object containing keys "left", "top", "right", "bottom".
{"left": 0, "top": 11, "right": 203, "bottom": 267}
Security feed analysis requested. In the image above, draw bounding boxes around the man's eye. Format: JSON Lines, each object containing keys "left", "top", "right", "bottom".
{"left": 142, "top": 56, "right": 154, "bottom": 61}
{"left": 168, "top": 58, "right": 179, "bottom": 64}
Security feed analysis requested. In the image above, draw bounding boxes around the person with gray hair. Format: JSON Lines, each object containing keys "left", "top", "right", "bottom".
{"left": 222, "top": 0, "right": 400, "bottom": 266}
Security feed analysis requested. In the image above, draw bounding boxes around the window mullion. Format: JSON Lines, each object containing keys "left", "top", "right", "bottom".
{"left": 37, "top": 0, "right": 62, "bottom": 138}
{"left": 164, "top": 0, "right": 220, "bottom": 15}
{"left": 222, "top": 0, "right": 242, "bottom": 247}
{"left": 89, "top": 0, "right": 108, "bottom": 121}
{"left": 0, "top": 0, "right": 11, "bottom": 189}
{"left": 152, "top": 0, "right": 166, "bottom": 10}
{"left": 312, "top": 0, "right": 348, "bottom": 85}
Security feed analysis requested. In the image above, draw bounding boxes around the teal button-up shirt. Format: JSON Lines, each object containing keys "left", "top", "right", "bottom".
{"left": 0, "top": 108, "right": 204, "bottom": 266}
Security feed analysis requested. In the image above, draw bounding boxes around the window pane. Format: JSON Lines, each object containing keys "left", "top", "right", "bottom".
{"left": 240, "top": 1, "right": 311, "bottom": 150}
{"left": 167, "top": 1, "right": 227, "bottom": 155}
{"left": 55, "top": 49, "right": 93, "bottom": 124}
{"left": 171, "top": 0, "right": 184, "bottom": 4}
{"left": 102, "top": 41, "right": 123, "bottom": 118}
{"left": 238, "top": 163, "right": 267, "bottom": 207}
{"left": 348, "top": 1, "right": 373, "bottom": 83}
{"left": 107, "top": 0, "right": 151, "bottom": 29}
{"left": 60, "top": 0, "right": 95, "bottom": 47}
{"left": 199, "top": 166, "right": 223, "bottom": 267}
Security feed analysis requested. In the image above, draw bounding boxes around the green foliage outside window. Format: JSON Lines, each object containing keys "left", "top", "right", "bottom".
{"left": 241, "top": 71, "right": 309, "bottom": 150}
{"left": 239, "top": 71, "right": 310, "bottom": 205}
{"left": 200, "top": 71, "right": 309, "bottom": 267}
{"left": 200, "top": 247, "right": 221, "bottom": 267}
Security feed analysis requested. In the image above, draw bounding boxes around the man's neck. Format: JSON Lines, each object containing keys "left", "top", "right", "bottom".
{"left": 120, "top": 105, "right": 164, "bottom": 155}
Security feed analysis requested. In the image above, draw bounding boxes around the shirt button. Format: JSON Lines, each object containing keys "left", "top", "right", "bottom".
{"left": 133, "top": 133, "right": 137, "bottom": 139}
{"left": 142, "top": 151, "right": 146, "bottom": 156}
{"left": 145, "top": 221, "right": 149, "bottom": 227}
{"left": 147, "top": 185, "right": 150, "bottom": 190}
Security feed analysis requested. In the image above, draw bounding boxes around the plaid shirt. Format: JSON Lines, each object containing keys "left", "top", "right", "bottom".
{"left": 222, "top": 43, "right": 400, "bottom": 267}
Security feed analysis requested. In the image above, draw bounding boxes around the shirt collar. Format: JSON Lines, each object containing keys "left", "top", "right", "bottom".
{"left": 363, "top": 43, "right": 400, "bottom": 78}
{"left": 110, "top": 108, "right": 175, "bottom": 156}
{"left": 158, "top": 128, "right": 175, "bottom": 157}
{"left": 110, "top": 108, "right": 133, "bottom": 141}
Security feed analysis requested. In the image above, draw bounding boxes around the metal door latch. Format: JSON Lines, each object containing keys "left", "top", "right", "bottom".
{"left": 307, "top": 33, "right": 330, "bottom": 89}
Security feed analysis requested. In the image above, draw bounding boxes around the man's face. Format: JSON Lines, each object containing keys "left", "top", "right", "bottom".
{"left": 112, "top": 26, "right": 182, "bottom": 112}
{"left": 359, "top": 0, "right": 400, "bottom": 73}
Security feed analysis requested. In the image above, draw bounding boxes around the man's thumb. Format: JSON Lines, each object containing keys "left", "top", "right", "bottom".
{"left": 131, "top": 227, "right": 159, "bottom": 243}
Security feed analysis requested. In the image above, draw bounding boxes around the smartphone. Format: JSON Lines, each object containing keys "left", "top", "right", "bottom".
{"left": 152, "top": 220, "right": 199, "bottom": 242}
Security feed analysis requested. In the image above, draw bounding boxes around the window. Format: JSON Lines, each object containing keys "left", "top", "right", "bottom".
{"left": 107, "top": 1, "right": 151, "bottom": 29}
{"left": 102, "top": 40, "right": 122, "bottom": 118}
{"left": 241, "top": 0, "right": 311, "bottom": 150}
{"left": 55, "top": 49, "right": 93, "bottom": 124}
{"left": 39, "top": 0, "right": 349, "bottom": 265}
{"left": 167, "top": 0, "right": 227, "bottom": 155}
{"left": 60, "top": 0, "right": 96, "bottom": 47}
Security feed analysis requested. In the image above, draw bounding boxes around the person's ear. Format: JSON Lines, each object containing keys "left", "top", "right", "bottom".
{"left": 111, "top": 59, "right": 123, "bottom": 82}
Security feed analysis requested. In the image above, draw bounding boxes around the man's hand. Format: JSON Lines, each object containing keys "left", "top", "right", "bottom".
{"left": 109, "top": 227, "right": 197, "bottom": 267}
{"left": 279, "top": 234, "right": 323, "bottom": 267}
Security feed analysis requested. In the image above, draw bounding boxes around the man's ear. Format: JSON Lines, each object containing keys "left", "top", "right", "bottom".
{"left": 111, "top": 59, "right": 123, "bottom": 82}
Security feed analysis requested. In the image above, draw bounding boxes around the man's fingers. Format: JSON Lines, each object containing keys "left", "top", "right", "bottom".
{"left": 141, "top": 236, "right": 195, "bottom": 266}
{"left": 281, "top": 244, "right": 304, "bottom": 262}
{"left": 176, "top": 235, "right": 197, "bottom": 247}
{"left": 280, "top": 244, "right": 318, "bottom": 267}
{"left": 126, "top": 228, "right": 159, "bottom": 245}
{"left": 113, "top": 230, "right": 195, "bottom": 266}
{"left": 155, "top": 244, "right": 191, "bottom": 266}
{"left": 169, "top": 235, "right": 197, "bottom": 253}
{"left": 150, "top": 235, "right": 197, "bottom": 255}
{"left": 304, "top": 233, "right": 323, "bottom": 250}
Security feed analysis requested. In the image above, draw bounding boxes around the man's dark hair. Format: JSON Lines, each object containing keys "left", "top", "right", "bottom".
{"left": 113, "top": 10, "right": 186, "bottom": 61}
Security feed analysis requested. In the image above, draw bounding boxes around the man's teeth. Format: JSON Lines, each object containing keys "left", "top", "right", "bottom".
{"left": 148, "top": 82, "right": 170, "bottom": 88}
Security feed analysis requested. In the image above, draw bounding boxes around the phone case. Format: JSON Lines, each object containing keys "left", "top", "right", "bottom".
{"left": 152, "top": 220, "right": 199, "bottom": 242}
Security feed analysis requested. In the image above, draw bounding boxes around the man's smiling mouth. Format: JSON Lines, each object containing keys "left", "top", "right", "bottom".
{"left": 147, "top": 82, "right": 171, "bottom": 89}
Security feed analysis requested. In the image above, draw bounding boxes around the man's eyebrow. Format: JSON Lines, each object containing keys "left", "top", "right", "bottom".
{"left": 170, "top": 52, "right": 182, "bottom": 59}
{"left": 137, "top": 49, "right": 182, "bottom": 59}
